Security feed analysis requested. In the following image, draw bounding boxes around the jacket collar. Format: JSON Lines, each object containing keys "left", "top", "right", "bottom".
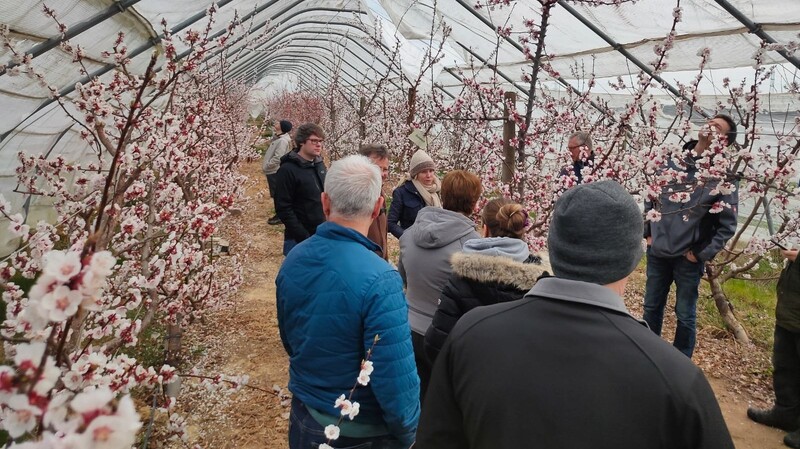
{"left": 451, "top": 252, "right": 550, "bottom": 291}
{"left": 284, "top": 149, "right": 323, "bottom": 167}
{"left": 316, "top": 221, "right": 381, "bottom": 252}
{"left": 526, "top": 277, "right": 632, "bottom": 317}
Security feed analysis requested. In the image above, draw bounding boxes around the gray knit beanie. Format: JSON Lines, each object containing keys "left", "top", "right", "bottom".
{"left": 548, "top": 180, "right": 644, "bottom": 285}
{"left": 409, "top": 150, "right": 435, "bottom": 178}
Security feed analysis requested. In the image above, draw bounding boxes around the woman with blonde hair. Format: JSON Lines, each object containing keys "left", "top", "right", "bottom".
{"left": 424, "top": 198, "right": 549, "bottom": 363}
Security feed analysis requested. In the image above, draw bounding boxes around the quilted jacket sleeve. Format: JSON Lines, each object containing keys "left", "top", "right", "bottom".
{"left": 362, "top": 269, "right": 420, "bottom": 446}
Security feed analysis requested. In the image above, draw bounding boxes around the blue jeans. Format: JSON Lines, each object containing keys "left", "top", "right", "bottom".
{"left": 288, "top": 397, "right": 405, "bottom": 449}
{"left": 643, "top": 250, "right": 704, "bottom": 358}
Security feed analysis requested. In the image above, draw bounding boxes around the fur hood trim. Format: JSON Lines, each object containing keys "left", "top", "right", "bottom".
{"left": 450, "top": 252, "right": 551, "bottom": 291}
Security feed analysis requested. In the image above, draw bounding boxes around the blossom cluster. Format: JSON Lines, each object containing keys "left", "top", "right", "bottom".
{"left": 0, "top": 6, "right": 265, "bottom": 446}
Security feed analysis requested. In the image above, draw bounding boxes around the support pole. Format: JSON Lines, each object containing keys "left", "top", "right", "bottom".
{"left": 0, "top": 0, "right": 144, "bottom": 77}
{"left": 713, "top": 0, "right": 800, "bottom": 71}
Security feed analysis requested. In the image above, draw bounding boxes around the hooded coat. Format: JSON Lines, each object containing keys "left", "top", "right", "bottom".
{"left": 261, "top": 132, "right": 293, "bottom": 176}
{"left": 423, "top": 237, "right": 549, "bottom": 363}
{"left": 398, "top": 207, "right": 479, "bottom": 335}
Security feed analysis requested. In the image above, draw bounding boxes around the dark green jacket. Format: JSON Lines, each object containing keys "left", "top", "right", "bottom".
{"left": 777, "top": 257, "right": 800, "bottom": 332}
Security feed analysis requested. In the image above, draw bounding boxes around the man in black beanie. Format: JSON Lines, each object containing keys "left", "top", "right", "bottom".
{"left": 416, "top": 181, "right": 733, "bottom": 449}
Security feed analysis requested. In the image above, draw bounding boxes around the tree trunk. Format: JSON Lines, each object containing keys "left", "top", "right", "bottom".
{"left": 407, "top": 87, "right": 417, "bottom": 126}
{"left": 501, "top": 91, "right": 517, "bottom": 184}
{"left": 708, "top": 276, "right": 750, "bottom": 344}
{"left": 358, "top": 96, "right": 367, "bottom": 141}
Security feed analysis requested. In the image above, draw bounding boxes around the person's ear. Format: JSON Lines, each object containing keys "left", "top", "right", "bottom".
{"left": 371, "top": 196, "right": 385, "bottom": 220}
{"left": 321, "top": 192, "right": 332, "bottom": 219}
{"left": 482, "top": 223, "right": 490, "bottom": 238}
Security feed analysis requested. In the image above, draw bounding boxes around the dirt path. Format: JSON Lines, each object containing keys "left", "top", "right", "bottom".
{"left": 173, "top": 162, "right": 788, "bottom": 449}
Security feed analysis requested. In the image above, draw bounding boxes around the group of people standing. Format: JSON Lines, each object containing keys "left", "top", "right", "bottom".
{"left": 265, "top": 116, "right": 797, "bottom": 449}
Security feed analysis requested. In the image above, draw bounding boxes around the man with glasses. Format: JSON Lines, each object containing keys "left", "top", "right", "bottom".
{"left": 560, "top": 131, "right": 594, "bottom": 184}
{"left": 274, "top": 123, "right": 328, "bottom": 256}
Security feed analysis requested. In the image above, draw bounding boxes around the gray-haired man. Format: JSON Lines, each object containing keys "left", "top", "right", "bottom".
{"left": 277, "top": 155, "right": 419, "bottom": 449}
{"left": 560, "top": 131, "right": 594, "bottom": 183}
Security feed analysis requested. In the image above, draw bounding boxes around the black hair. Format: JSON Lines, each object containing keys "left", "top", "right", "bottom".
{"left": 714, "top": 113, "right": 737, "bottom": 145}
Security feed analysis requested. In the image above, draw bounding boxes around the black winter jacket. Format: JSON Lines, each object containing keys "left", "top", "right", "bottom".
{"left": 423, "top": 251, "right": 547, "bottom": 363}
{"left": 388, "top": 180, "right": 424, "bottom": 238}
{"left": 777, "top": 256, "right": 800, "bottom": 332}
{"left": 274, "top": 151, "right": 327, "bottom": 242}
{"left": 417, "top": 277, "right": 734, "bottom": 449}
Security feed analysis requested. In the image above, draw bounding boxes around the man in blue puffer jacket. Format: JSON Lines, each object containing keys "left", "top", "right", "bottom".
{"left": 277, "top": 155, "right": 420, "bottom": 449}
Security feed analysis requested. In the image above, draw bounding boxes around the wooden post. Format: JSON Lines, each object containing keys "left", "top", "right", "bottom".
{"left": 502, "top": 91, "right": 517, "bottom": 184}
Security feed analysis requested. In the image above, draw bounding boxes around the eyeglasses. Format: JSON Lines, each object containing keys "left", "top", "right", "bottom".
{"left": 307, "top": 138, "right": 324, "bottom": 144}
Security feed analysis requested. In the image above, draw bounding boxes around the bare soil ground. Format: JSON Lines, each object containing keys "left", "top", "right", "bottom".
{"left": 171, "top": 162, "right": 788, "bottom": 449}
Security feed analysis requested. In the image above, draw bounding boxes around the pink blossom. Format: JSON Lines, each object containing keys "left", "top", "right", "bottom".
{"left": 645, "top": 210, "right": 662, "bottom": 222}
{"left": 40, "top": 285, "right": 83, "bottom": 321}
{"left": 8, "top": 214, "right": 30, "bottom": 239}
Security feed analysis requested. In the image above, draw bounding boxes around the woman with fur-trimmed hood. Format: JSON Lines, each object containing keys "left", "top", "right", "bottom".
{"left": 424, "top": 198, "right": 550, "bottom": 364}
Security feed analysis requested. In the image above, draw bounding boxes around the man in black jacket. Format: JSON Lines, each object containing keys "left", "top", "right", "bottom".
{"left": 416, "top": 181, "right": 733, "bottom": 449}
{"left": 748, "top": 247, "right": 800, "bottom": 448}
{"left": 274, "top": 123, "right": 327, "bottom": 256}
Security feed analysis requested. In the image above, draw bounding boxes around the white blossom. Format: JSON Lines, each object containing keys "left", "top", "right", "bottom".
{"left": 347, "top": 401, "right": 360, "bottom": 420}
{"left": 357, "top": 370, "right": 371, "bottom": 386}
{"left": 2, "top": 394, "right": 41, "bottom": 438}
{"left": 324, "top": 424, "right": 340, "bottom": 440}
{"left": 42, "top": 250, "right": 82, "bottom": 283}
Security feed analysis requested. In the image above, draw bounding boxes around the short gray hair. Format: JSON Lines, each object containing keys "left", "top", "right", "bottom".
{"left": 569, "top": 131, "right": 592, "bottom": 149}
{"left": 324, "top": 155, "right": 382, "bottom": 219}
